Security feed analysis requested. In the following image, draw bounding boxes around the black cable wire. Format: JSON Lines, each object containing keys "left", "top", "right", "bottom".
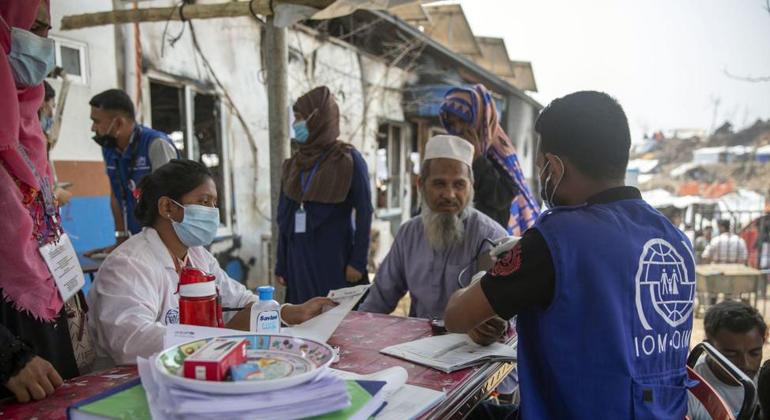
{"left": 160, "top": 3, "right": 180, "bottom": 57}
{"left": 160, "top": 1, "right": 192, "bottom": 57}
{"left": 178, "top": 1, "right": 189, "bottom": 22}
{"left": 167, "top": 2, "right": 189, "bottom": 47}
{"left": 186, "top": 19, "right": 270, "bottom": 222}
{"left": 457, "top": 237, "right": 500, "bottom": 288}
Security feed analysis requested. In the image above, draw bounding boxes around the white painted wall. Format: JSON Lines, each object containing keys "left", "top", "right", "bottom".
{"left": 48, "top": 0, "right": 120, "bottom": 162}
{"left": 138, "top": 12, "right": 271, "bottom": 283}
{"left": 50, "top": 1, "right": 412, "bottom": 284}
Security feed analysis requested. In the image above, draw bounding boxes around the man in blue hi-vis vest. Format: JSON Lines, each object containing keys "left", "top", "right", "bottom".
{"left": 85, "top": 89, "right": 179, "bottom": 257}
{"left": 445, "top": 91, "right": 696, "bottom": 419}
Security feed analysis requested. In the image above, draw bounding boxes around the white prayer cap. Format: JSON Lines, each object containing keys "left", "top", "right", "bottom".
{"left": 423, "top": 135, "right": 473, "bottom": 167}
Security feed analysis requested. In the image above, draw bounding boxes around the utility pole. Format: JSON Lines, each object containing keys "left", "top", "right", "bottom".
{"left": 265, "top": 16, "right": 289, "bottom": 287}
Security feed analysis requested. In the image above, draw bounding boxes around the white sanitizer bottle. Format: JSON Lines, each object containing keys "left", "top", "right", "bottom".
{"left": 250, "top": 286, "right": 281, "bottom": 333}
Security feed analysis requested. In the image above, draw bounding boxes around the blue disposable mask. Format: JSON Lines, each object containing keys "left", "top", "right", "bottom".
{"left": 169, "top": 199, "right": 220, "bottom": 247}
{"left": 40, "top": 115, "right": 53, "bottom": 133}
{"left": 7, "top": 27, "right": 55, "bottom": 88}
{"left": 292, "top": 120, "right": 309, "bottom": 144}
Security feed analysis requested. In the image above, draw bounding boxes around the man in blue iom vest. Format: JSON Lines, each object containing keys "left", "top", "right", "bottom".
{"left": 445, "top": 91, "right": 696, "bottom": 419}
{"left": 85, "top": 89, "right": 179, "bottom": 256}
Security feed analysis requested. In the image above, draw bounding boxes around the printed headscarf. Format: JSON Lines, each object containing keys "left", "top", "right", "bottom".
{"left": 440, "top": 84, "right": 539, "bottom": 235}
{"left": 282, "top": 86, "right": 354, "bottom": 204}
{"left": 0, "top": 0, "right": 64, "bottom": 321}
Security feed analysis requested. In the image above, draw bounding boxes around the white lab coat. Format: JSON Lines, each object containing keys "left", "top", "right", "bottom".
{"left": 87, "top": 228, "right": 256, "bottom": 365}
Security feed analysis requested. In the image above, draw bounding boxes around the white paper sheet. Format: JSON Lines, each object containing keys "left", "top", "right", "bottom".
{"left": 380, "top": 333, "right": 517, "bottom": 373}
{"left": 283, "top": 284, "right": 370, "bottom": 343}
{"left": 39, "top": 233, "right": 85, "bottom": 302}
{"left": 330, "top": 367, "right": 445, "bottom": 420}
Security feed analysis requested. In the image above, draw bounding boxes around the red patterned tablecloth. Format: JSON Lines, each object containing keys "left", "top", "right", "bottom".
{"left": 330, "top": 311, "right": 488, "bottom": 393}
{"left": 1, "top": 311, "right": 514, "bottom": 419}
{"left": 0, "top": 366, "right": 138, "bottom": 420}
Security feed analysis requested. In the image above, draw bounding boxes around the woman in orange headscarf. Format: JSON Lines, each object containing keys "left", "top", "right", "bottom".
{"left": 440, "top": 84, "right": 539, "bottom": 235}
{"left": 276, "top": 86, "right": 373, "bottom": 303}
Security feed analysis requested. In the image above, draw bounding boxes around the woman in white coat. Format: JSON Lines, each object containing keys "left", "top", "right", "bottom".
{"left": 88, "top": 159, "right": 333, "bottom": 365}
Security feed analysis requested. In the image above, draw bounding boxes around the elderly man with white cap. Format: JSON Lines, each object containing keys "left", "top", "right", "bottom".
{"left": 359, "top": 135, "right": 508, "bottom": 345}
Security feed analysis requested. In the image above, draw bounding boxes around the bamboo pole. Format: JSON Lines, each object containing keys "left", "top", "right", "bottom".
{"left": 265, "top": 17, "right": 289, "bottom": 289}
{"left": 59, "top": 0, "right": 335, "bottom": 30}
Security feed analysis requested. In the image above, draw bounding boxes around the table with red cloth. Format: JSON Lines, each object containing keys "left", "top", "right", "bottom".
{"left": 0, "top": 311, "right": 516, "bottom": 419}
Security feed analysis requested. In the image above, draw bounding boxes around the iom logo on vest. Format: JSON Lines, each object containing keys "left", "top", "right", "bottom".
{"left": 633, "top": 238, "right": 695, "bottom": 357}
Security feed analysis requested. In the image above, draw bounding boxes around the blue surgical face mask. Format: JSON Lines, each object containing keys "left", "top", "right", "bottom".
{"left": 8, "top": 27, "right": 55, "bottom": 88}
{"left": 40, "top": 115, "right": 53, "bottom": 133}
{"left": 292, "top": 120, "right": 309, "bottom": 144}
{"left": 169, "top": 199, "right": 220, "bottom": 247}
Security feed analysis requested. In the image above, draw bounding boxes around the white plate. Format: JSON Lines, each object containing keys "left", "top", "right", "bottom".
{"left": 155, "top": 334, "right": 335, "bottom": 394}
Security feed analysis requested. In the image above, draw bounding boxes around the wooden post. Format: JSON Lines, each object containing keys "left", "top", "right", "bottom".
{"left": 59, "top": 0, "right": 335, "bottom": 30}
{"left": 265, "top": 16, "right": 289, "bottom": 288}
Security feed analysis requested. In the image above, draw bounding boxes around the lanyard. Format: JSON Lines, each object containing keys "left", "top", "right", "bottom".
{"left": 17, "top": 144, "right": 60, "bottom": 243}
{"left": 299, "top": 150, "right": 330, "bottom": 208}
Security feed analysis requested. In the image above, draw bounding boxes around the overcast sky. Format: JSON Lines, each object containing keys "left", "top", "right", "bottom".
{"left": 457, "top": 0, "right": 770, "bottom": 140}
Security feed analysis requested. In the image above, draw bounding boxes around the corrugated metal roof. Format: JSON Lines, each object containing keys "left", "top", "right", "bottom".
{"left": 420, "top": 4, "right": 482, "bottom": 57}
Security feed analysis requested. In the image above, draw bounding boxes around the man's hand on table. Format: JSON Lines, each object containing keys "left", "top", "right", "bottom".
{"left": 4, "top": 356, "right": 63, "bottom": 403}
{"left": 467, "top": 317, "right": 507, "bottom": 346}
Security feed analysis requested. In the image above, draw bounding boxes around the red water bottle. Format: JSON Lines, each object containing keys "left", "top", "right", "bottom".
{"left": 177, "top": 267, "right": 224, "bottom": 327}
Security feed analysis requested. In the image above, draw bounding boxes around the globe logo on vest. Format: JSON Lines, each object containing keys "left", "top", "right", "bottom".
{"left": 635, "top": 238, "right": 695, "bottom": 330}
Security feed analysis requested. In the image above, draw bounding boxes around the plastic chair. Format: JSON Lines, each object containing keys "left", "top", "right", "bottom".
{"left": 687, "top": 342, "right": 757, "bottom": 420}
{"left": 688, "top": 366, "right": 734, "bottom": 420}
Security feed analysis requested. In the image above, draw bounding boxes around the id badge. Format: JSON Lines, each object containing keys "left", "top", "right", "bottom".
{"left": 295, "top": 209, "right": 307, "bottom": 234}
{"left": 38, "top": 233, "right": 86, "bottom": 302}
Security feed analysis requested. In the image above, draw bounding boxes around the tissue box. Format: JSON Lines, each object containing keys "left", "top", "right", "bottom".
{"left": 183, "top": 338, "right": 247, "bottom": 381}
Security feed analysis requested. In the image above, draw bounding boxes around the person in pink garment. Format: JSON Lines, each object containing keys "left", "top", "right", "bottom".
{"left": 0, "top": 0, "right": 74, "bottom": 403}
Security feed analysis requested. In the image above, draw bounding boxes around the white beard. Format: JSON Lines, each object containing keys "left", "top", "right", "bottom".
{"left": 420, "top": 193, "right": 472, "bottom": 251}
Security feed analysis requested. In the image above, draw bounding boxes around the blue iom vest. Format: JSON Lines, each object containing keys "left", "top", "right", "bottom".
{"left": 103, "top": 124, "right": 178, "bottom": 234}
{"left": 518, "top": 198, "right": 696, "bottom": 419}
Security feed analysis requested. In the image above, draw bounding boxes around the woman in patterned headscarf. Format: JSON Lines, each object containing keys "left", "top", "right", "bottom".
{"left": 276, "top": 86, "right": 373, "bottom": 304}
{"left": 0, "top": 0, "right": 76, "bottom": 403}
{"left": 439, "top": 84, "right": 539, "bottom": 235}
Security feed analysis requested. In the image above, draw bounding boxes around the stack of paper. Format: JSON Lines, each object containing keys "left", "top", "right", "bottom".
{"left": 137, "top": 357, "right": 349, "bottom": 420}
{"left": 380, "top": 333, "right": 517, "bottom": 373}
{"left": 329, "top": 367, "right": 446, "bottom": 420}
{"left": 311, "top": 380, "right": 387, "bottom": 420}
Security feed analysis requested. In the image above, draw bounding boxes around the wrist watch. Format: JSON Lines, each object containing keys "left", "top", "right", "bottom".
{"left": 115, "top": 230, "right": 130, "bottom": 239}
